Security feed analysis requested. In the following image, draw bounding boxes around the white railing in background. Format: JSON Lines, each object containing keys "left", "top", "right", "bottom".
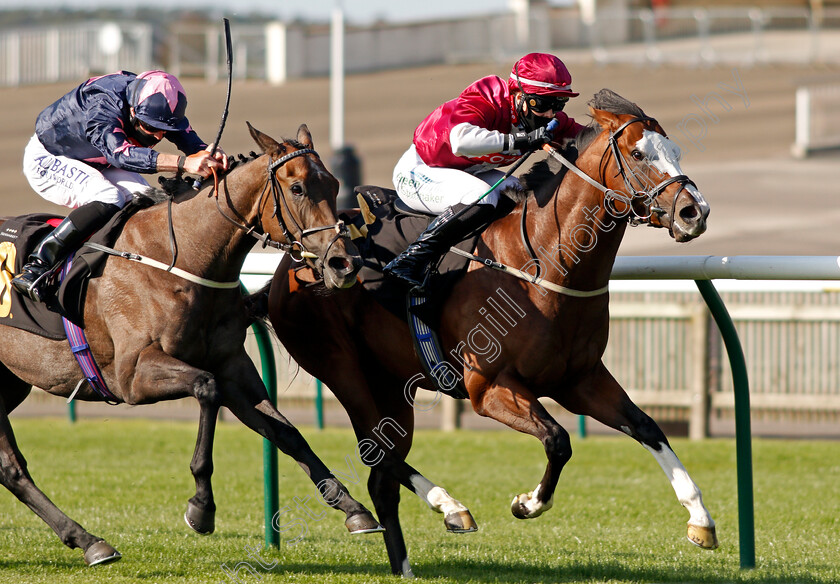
{"left": 586, "top": 7, "right": 838, "bottom": 66}
{"left": 241, "top": 253, "right": 840, "bottom": 439}
{"left": 792, "top": 83, "right": 840, "bottom": 158}
{"left": 3, "top": 7, "right": 839, "bottom": 88}
{"left": 168, "top": 23, "right": 266, "bottom": 82}
{"left": 0, "top": 21, "right": 153, "bottom": 88}
{"left": 168, "top": 6, "right": 840, "bottom": 85}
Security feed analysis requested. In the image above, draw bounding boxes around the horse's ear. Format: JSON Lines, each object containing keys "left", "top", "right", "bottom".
{"left": 297, "top": 124, "right": 313, "bottom": 148}
{"left": 247, "top": 121, "right": 281, "bottom": 153}
{"left": 589, "top": 107, "right": 621, "bottom": 133}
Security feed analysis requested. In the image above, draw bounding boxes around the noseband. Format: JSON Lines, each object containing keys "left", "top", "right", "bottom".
{"left": 213, "top": 147, "right": 349, "bottom": 265}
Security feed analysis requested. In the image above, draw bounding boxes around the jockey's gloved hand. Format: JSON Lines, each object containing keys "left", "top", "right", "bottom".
{"left": 510, "top": 127, "right": 549, "bottom": 152}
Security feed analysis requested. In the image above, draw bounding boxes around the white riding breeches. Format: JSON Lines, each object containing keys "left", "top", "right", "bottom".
{"left": 392, "top": 144, "right": 522, "bottom": 214}
{"left": 23, "top": 134, "right": 149, "bottom": 209}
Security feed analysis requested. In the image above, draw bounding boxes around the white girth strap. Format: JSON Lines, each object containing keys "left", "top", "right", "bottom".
{"left": 83, "top": 242, "right": 240, "bottom": 289}
{"left": 448, "top": 247, "right": 608, "bottom": 298}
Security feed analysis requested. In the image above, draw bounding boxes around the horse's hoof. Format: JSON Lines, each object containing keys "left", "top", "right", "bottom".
{"left": 444, "top": 510, "right": 478, "bottom": 533}
{"left": 345, "top": 512, "right": 385, "bottom": 534}
{"left": 184, "top": 502, "right": 215, "bottom": 535}
{"left": 511, "top": 493, "right": 530, "bottom": 519}
{"left": 84, "top": 541, "right": 121, "bottom": 566}
{"left": 510, "top": 491, "right": 552, "bottom": 519}
{"left": 687, "top": 523, "right": 719, "bottom": 549}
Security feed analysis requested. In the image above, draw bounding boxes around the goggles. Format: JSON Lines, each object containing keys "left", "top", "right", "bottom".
{"left": 524, "top": 93, "right": 569, "bottom": 113}
{"left": 135, "top": 117, "right": 166, "bottom": 135}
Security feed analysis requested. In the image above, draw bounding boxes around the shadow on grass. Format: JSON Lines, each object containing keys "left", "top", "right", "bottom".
{"left": 165, "top": 557, "right": 834, "bottom": 584}
{"left": 408, "top": 557, "right": 834, "bottom": 584}
{"left": 1, "top": 551, "right": 835, "bottom": 583}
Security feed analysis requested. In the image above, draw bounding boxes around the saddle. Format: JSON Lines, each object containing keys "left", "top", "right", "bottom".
{"left": 343, "top": 186, "right": 482, "bottom": 326}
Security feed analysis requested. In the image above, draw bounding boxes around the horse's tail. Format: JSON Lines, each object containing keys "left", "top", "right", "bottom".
{"left": 243, "top": 282, "right": 271, "bottom": 324}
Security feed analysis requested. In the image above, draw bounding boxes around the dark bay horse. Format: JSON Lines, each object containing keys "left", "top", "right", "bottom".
{"left": 0, "top": 123, "right": 379, "bottom": 566}
{"left": 260, "top": 90, "right": 716, "bottom": 576}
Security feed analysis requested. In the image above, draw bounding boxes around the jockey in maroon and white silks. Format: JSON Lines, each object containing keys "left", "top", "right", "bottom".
{"left": 13, "top": 69, "right": 228, "bottom": 303}
{"left": 384, "top": 53, "right": 586, "bottom": 291}
{"left": 393, "top": 53, "right": 584, "bottom": 214}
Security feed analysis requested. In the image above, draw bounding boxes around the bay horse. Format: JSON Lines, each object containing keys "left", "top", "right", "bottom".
{"left": 0, "top": 123, "right": 380, "bottom": 566}
{"left": 260, "top": 90, "right": 716, "bottom": 576}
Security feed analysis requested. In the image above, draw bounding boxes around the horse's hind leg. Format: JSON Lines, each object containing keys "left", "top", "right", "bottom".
{"left": 470, "top": 370, "right": 571, "bottom": 520}
{"left": 560, "top": 362, "right": 718, "bottom": 549}
{"left": 335, "top": 368, "right": 477, "bottom": 533}
{"left": 215, "top": 353, "right": 382, "bottom": 535}
{"left": 0, "top": 396, "right": 120, "bottom": 565}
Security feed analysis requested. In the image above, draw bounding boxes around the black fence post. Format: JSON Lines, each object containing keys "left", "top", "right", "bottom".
{"left": 331, "top": 144, "right": 362, "bottom": 209}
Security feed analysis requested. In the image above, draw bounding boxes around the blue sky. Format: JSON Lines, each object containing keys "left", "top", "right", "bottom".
{"left": 0, "top": 0, "right": 559, "bottom": 24}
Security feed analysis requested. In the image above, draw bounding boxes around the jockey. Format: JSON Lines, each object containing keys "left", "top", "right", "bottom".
{"left": 384, "top": 53, "right": 585, "bottom": 290}
{"left": 12, "top": 70, "right": 228, "bottom": 303}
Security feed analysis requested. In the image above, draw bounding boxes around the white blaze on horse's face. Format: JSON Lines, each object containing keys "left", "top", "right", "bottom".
{"left": 637, "top": 130, "right": 710, "bottom": 216}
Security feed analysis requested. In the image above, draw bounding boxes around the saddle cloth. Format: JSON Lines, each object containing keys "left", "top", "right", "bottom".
{"left": 0, "top": 204, "right": 142, "bottom": 338}
{"left": 0, "top": 215, "right": 67, "bottom": 339}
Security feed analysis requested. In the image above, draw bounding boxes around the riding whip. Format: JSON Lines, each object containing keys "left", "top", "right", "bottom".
{"left": 193, "top": 18, "right": 233, "bottom": 190}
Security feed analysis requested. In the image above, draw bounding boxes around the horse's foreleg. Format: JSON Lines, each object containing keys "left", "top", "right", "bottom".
{"left": 218, "top": 357, "right": 382, "bottom": 536}
{"left": 561, "top": 363, "right": 718, "bottom": 549}
{"left": 0, "top": 399, "right": 120, "bottom": 565}
{"left": 130, "top": 347, "right": 221, "bottom": 536}
{"left": 471, "top": 371, "right": 571, "bottom": 520}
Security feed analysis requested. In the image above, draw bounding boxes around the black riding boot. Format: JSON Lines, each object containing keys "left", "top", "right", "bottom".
{"left": 383, "top": 203, "right": 498, "bottom": 291}
{"left": 11, "top": 201, "right": 120, "bottom": 303}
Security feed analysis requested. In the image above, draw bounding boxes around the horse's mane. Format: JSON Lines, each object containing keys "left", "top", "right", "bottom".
{"left": 153, "top": 149, "right": 267, "bottom": 202}
{"left": 512, "top": 89, "right": 645, "bottom": 204}
{"left": 576, "top": 88, "right": 647, "bottom": 153}
{"left": 518, "top": 156, "right": 567, "bottom": 193}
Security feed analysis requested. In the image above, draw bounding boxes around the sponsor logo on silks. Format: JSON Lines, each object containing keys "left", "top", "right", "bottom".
{"left": 34, "top": 155, "right": 91, "bottom": 189}
{"left": 0, "top": 241, "right": 18, "bottom": 318}
{"left": 1, "top": 226, "right": 19, "bottom": 240}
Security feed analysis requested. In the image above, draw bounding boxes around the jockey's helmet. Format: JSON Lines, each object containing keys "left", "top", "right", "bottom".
{"left": 509, "top": 53, "right": 579, "bottom": 114}
{"left": 127, "top": 70, "right": 189, "bottom": 132}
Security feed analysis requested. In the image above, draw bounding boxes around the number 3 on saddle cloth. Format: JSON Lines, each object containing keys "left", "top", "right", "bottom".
{"left": 326, "top": 185, "right": 499, "bottom": 400}
{"left": 0, "top": 212, "right": 131, "bottom": 403}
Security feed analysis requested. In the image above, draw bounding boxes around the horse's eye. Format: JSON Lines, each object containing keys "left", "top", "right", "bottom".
{"left": 631, "top": 150, "right": 645, "bottom": 161}
{"left": 290, "top": 184, "right": 304, "bottom": 196}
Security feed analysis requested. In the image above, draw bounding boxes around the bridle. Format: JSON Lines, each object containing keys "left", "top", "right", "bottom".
{"left": 601, "top": 116, "right": 697, "bottom": 234}
{"left": 476, "top": 116, "right": 702, "bottom": 297}
{"left": 546, "top": 116, "right": 698, "bottom": 236}
{"left": 212, "top": 147, "right": 350, "bottom": 265}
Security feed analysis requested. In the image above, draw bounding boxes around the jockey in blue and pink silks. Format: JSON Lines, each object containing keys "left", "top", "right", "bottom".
{"left": 12, "top": 70, "right": 228, "bottom": 303}
{"left": 384, "top": 53, "right": 585, "bottom": 291}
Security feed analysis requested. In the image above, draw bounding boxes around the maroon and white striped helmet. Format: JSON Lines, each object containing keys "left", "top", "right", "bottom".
{"left": 509, "top": 53, "right": 579, "bottom": 97}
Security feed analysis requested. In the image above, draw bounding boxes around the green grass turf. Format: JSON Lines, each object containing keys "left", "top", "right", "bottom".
{"left": 0, "top": 417, "right": 837, "bottom": 583}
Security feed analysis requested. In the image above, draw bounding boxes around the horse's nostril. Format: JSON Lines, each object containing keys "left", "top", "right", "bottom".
{"left": 679, "top": 205, "right": 698, "bottom": 222}
{"left": 328, "top": 255, "right": 352, "bottom": 274}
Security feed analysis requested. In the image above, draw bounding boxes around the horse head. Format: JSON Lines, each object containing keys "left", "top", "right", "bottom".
{"left": 583, "top": 89, "right": 709, "bottom": 242}
{"left": 247, "top": 123, "right": 362, "bottom": 289}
